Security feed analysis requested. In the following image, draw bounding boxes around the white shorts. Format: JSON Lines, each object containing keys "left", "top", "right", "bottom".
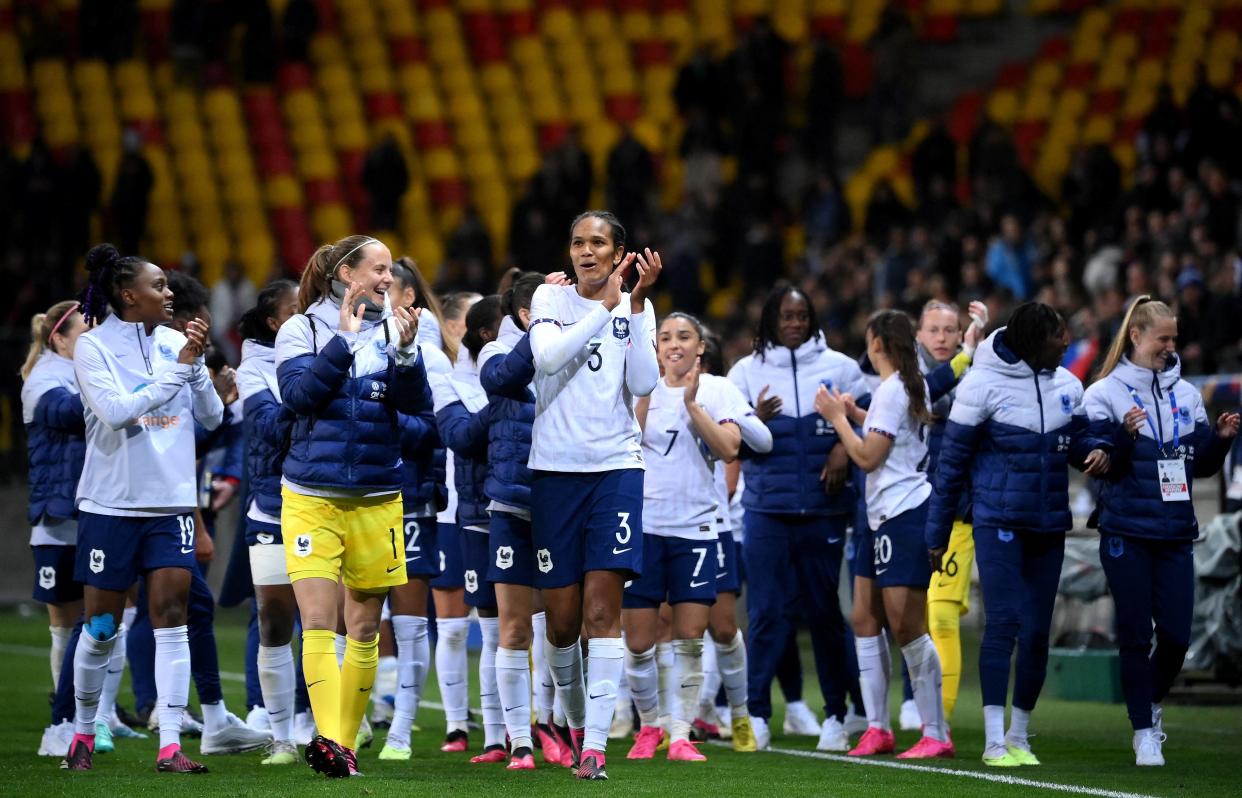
{"left": 249, "top": 542, "right": 291, "bottom": 586}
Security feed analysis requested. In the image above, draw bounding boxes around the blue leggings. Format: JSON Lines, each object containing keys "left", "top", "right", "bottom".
{"left": 744, "top": 512, "right": 852, "bottom": 721}
{"left": 975, "top": 527, "right": 1065, "bottom": 710}
{"left": 1099, "top": 533, "right": 1193, "bottom": 731}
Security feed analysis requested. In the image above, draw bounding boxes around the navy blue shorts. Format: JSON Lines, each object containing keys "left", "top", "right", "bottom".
{"left": 461, "top": 528, "right": 497, "bottom": 609}
{"left": 430, "top": 521, "right": 464, "bottom": 589}
{"left": 531, "top": 469, "right": 644, "bottom": 589}
{"left": 854, "top": 501, "right": 932, "bottom": 589}
{"left": 32, "top": 544, "right": 82, "bottom": 604}
{"left": 402, "top": 516, "right": 439, "bottom": 579}
{"left": 75, "top": 511, "right": 197, "bottom": 592}
{"left": 245, "top": 519, "right": 282, "bottom": 547}
{"left": 489, "top": 512, "right": 536, "bottom": 587}
{"left": 623, "top": 533, "right": 718, "bottom": 609}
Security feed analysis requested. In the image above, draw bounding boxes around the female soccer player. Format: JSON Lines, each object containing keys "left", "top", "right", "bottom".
{"left": 23, "top": 300, "right": 98, "bottom": 757}
{"left": 529, "top": 211, "right": 660, "bottom": 781}
{"left": 376, "top": 259, "right": 455, "bottom": 763}
{"left": 65, "top": 243, "right": 223, "bottom": 773}
{"left": 926, "top": 301, "right": 1111, "bottom": 767}
{"left": 816, "top": 310, "right": 950, "bottom": 760}
{"left": 434, "top": 296, "right": 506, "bottom": 762}
{"left": 1084, "top": 296, "right": 1238, "bottom": 766}
{"left": 275, "top": 234, "right": 428, "bottom": 778}
{"left": 236, "top": 279, "right": 300, "bottom": 764}
{"left": 624, "top": 311, "right": 758, "bottom": 763}
{"left": 726, "top": 285, "right": 864, "bottom": 751}
{"left": 21, "top": 302, "right": 87, "bottom": 693}
{"left": 477, "top": 271, "right": 569, "bottom": 770}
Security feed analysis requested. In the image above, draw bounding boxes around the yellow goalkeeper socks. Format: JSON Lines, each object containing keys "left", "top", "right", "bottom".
{"left": 339, "top": 634, "right": 380, "bottom": 750}
{"left": 302, "top": 629, "right": 342, "bottom": 744}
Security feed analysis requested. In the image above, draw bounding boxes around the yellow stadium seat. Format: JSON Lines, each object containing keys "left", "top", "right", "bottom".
{"left": 298, "top": 148, "right": 337, "bottom": 180}
{"left": 1019, "top": 89, "right": 1053, "bottom": 122}
{"left": 358, "top": 65, "right": 394, "bottom": 94}
{"left": 312, "top": 203, "right": 353, "bottom": 242}
{"left": 424, "top": 8, "right": 460, "bottom": 39}
{"left": 621, "top": 11, "right": 654, "bottom": 42}
{"left": 333, "top": 121, "right": 369, "bottom": 150}
{"left": 503, "top": 148, "right": 540, "bottom": 183}
{"left": 265, "top": 175, "right": 304, "bottom": 209}
{"left": 602, "top": 67, "right": 637, "bottom": 94}
{"left": 479, "top": 63, "right": 517, "bottom": 96}
{"left": 986, "top": 89, "right": 1019, "bottom": 125}
{"left": 1123, "top": 87, "right": 1156, "bottom": 119}
{"left": 223, "top": 180, "right": 261, "bottom": 209}
{"left": 1053, "top": 89, "right": 1087, "bottom": 123}
{"left": 423, "top": 149, "right": 461, "bottom": 180}
{"left": 398, "top": 64, "right": 436, "bottom": 94}
{"left": 239, "top": 235, "right": 277, "bottom": 284}
{"left": 583, "top": 9, "right": 616, "bottom": 42}
{"left": 1029, "top": 61, "right": 1061, "bottom": 90}
{"left": 290, "top": 122, "right": 329, "bottom": 151}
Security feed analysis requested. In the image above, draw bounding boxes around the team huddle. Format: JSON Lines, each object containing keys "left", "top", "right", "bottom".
{"left": 22, "top": 209, "right": 1240, "bottom": 780}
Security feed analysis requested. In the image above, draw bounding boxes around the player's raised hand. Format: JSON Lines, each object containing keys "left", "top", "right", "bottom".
{"left": 178, "top": 318, "right": 209, "bottom": 364}
{"left": 630, "top": 248, "right": 662, "bottom": 313}
{"left": 755, "top": 385, "right": 782, "bottom": 421}
{"left": 1217, "top": 411, "right": 1241, "bottom": 439}
{"left": 601, "top": 252, "right": 635, "bottom": 311}
{"left": 545, "top": 271, "right": 572, "bottom": 286}
{"left": 392, "top": 305, "right": 420, "bottom": 349}
{"left": 339, "top": 281, "right": 367, "bottom": 333}
{"left": 683, "top": 357, "right": 702, "bottom": 406}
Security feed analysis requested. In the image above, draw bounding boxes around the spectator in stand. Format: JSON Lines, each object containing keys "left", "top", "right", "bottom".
{"left": 607, "top": 126, "right": 656, "bottom": 233}
{"left": 281, "top": 0, "right": 318, "bottom": 62}
{"left": 109, "top": 130, "right": 154, "bottom": 257}
{"left": 210, "top": 261, "right": 258, "bottom": 365}
{"left": 362, "top": 133, "right": 410, "bottom": 232}
{"left": 986, "top": 215, "right": 1037, "bottom": 301}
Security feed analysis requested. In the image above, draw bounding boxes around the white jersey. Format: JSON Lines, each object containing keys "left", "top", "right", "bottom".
{"left": 74, "top": 314, "right": 224, "bottom": 516}
{"left": 527, "top": 284, "right": 658, "bottom": 473}
{"left": 642, "top": 375, "right": 747, "bottom": 540}
{"left": 862, "top": 373, "right": 932, "bottom": 529}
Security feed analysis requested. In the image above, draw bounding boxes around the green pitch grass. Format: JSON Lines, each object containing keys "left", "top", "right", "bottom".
{"left": 1, "top": 606, "right": 1238, "bottom": 796}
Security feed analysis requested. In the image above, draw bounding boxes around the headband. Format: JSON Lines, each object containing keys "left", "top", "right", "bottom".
{"left": 49, "top": 302, "right": 80, "bottom": 339}
{"left": 333, "top": 238, "right": 379, "bottom": 275}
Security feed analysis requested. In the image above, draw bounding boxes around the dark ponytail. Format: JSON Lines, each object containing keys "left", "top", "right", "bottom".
{"left": 297, "top": 234, "right": 378, "bottom": 312}
{"left": 699, "top": 325, "right": 724, "bottom": 376}
{"left": 462, "top": 294, "right": 503, "bottom": 363}
{"left": 569, "top": 210, "right": 627, "bottom": 252}
{"left": 238, "top": 279, "right": 298, "bottom": 344}
{"left": 866, "top": 310, "right": 934, "bottom": 426}
{"left": 80, "top": 243, "right": 146, "bottom": 324}
{"left": 504, "top": 271, "right": 545, "bottom": 330}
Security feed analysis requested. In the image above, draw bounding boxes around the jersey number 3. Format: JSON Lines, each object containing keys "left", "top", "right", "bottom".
{"left": 587, "top": 342, "right": 603, "bottom": 372}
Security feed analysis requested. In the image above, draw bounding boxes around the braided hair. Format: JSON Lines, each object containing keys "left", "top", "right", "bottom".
{"left": 80, "top": 243, "right": 148, "bottom": 325}
{"left": 1005, "top": 302, "right": 1066, "bottom": 369}
{"left": 753, "top": 285, "right": 822, "bottom": 361}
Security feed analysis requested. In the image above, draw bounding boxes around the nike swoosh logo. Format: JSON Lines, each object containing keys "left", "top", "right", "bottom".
{"left": 827, "top": 537, "right": 843, "bottom": 544}
{"left": 715, "top": 572, "right": 727, "bottom": 579}
{"left": 445, "top": 680, "right": 463, "bottom": 687}
{"left": 359, "top": 686, "right": 371, "bottom": 692}
{"left": 612, "top": 547, "right": 632, "bottom": 555}
{"left": 180, "top": 547, "right": 195, "bottom": 554}
{"left": 503, "top": 705, "right": 521, "bottom": 713}
{"left": 588, "top": 691, "right": 611, "bottom": 700}
{"left": 689, "top": 580, "right": 709, "bottom": 588}
{"left": 307, "top": 679, "right": 325, "bottom": 688}
{"left": 387, "top": 564, "right": 402, "bottom": 573}
{"left": 400, "top": 683, "right": 416, "bottom": 689}
{"left": 876, "top": 568, "right": 888, "bottom": 575}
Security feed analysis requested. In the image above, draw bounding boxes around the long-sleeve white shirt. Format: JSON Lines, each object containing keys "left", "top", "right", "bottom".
{"left": 74, "top": 314, "right": 223, "bottom": 515}
{"left": 527, "top": 284, "right": 657, "bottom": 472}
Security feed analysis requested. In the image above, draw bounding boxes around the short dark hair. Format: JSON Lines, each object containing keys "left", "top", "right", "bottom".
{"left": 463, "top": 294, "right": 503, "bottom": 362}
{"left": 753, "top": 284, "right": 821, "bottom": 359}
{"left": 1005, "top": 301, "right": 1065, "bottom": 365}
{"left": 168, "top": 271, "right": 210, "bottom": 319}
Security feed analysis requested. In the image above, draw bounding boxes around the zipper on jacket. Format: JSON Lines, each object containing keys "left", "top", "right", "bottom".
{"left": 347, "top": 359, "right": 356, "bottom": 483}
{"left": 791, "top": 348, "right": 807, "bottom": 514}
{"left": 1150, "top": 372, "right": 1165, "bottom": 449}
{"left": 1034, "top": 372, "right": 1047, "bottom": 512}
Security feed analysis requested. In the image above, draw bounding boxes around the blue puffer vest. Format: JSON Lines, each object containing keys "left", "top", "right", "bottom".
{"left": 275, "top": 298, "right": 432, "bottom": 492}
{"left": 479, "top": 320, "right": 536, "bottom": 511}
{"left": 22, "top": 351, "right": 85, "bottom": 523}
{"left": 237, "top": 340, "right": 294, "bottom": 518}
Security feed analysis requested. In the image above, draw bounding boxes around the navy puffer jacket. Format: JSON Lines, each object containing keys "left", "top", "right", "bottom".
{"left": 275, "top": 298, "right": 433, "bottom": 492}
{"left": 400, "top": 344, "right": 451, "bottom": 516}
{"left": 237, "top": 340, "right": 294, "bottom": 518}
{"left": 479, "top": 319, "right": 535, "bottom": 512}
{"left": 433, "top": 351, "right": 491, "bottom": 529}
{"left": 727, "top": 336, "right": 869, "bottom": 516}
{"left": 22, "top": 351, "right": 85, "bottom": 523}
{"left": 1084, "top": 355, "right": 1230, "bottom": 541}
{"left": 926, "top": 328, "right": 1110, "bottom": 547}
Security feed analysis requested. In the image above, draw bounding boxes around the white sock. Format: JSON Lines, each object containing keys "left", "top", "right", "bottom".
{"left": 901, "top": 634, "right": 946, "bottom": 743}
{"left": 716, "top": 629, "right": 749, "bottom": 714}
{"left": 699, "top": 630, "right": 720, "bottom": 716}
{"left": 73, "top": 630, "right": 117, "bottom": 736}
{"left": 855, "top": 634, "right": 890, "bottom": 731}
{"left": 671, "top": 638, "right": 704, "bottom": 743}
{"left": 334, "top": 632, "right": 347, "bottom": 667}
{"left": 478, "top": 617, "right": 505, "bottom": 748}
{"left": 97, "top": 623, "right": 128, "bottom": 727}
{"left": 376, "top": 654, "right": 398, "bottom": 700}
{"left": 435, "top": 617, "right": 471, "bottom": 732}
{"left": 201, "top": 699, "right": 228, "bottom": 733}
{"left": 50, "top": 625, "right": 73, "bottom": 690}
{"left": 625, "top": 645, "right": 660, "bottom": 726}
{"left": 496, "top": 646, "right": 533, "bottom": 751}
{"left": 583, "top": 636, "right": 624, "bottom": 753}
{"left": 258, "top": 644, "right": 295, "bottom": 743}
{"left": 656, "top": 641, "right": 674, "bottom": 730}
{"left": 531, "top": 612, "right": 554, "bottom": 725}
{"left": 1007, "top": 707, "right": 1031, "bottom": 744}
{"left": 547, "top": 640, "right": 586, "bottom": 729}
{"left": 984, "top": 705, "right": 1005, "bottom": 748}
{"left": 388, "top": 615, "right": 430, "bottom": 748}
{"left": 154, "top": 626, "right": 191, "bottom": 749}
{"left": 614, "top": 639, "right": 631, "bottom": 716}
{"left": 553, "top": 691, "right": 566, "bottom": 727}
{"left": 122, "top": 605, "right": 138, "bottom": 628}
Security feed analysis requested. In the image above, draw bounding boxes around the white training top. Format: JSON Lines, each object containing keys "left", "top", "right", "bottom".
{"left": 527, "top": 284, "right": 658, "bottom": 473}
{"left": 74, "top": 314, "right": 224, "bottom": 516}
{"left": 862, "top": 373, "right": 932, "bottom": 530}
{"left": 642, "top": 375, "right": 748, "bottom": 540}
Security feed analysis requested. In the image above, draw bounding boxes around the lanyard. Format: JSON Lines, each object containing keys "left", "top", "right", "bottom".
{"left": 1124, "top": 383, "right": 1179, "bottom": 455}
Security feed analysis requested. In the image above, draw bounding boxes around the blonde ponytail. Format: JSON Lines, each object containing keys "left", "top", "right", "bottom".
{"left": 20, "top": 300, "right": 81, "bottom": 380}
{"left": 1094, "top": 295, "right": 1176, "bottom": 381}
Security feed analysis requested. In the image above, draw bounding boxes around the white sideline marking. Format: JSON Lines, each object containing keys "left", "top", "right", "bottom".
{"left": 711, "top": 741, "right": 1160, "bottom": 798}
